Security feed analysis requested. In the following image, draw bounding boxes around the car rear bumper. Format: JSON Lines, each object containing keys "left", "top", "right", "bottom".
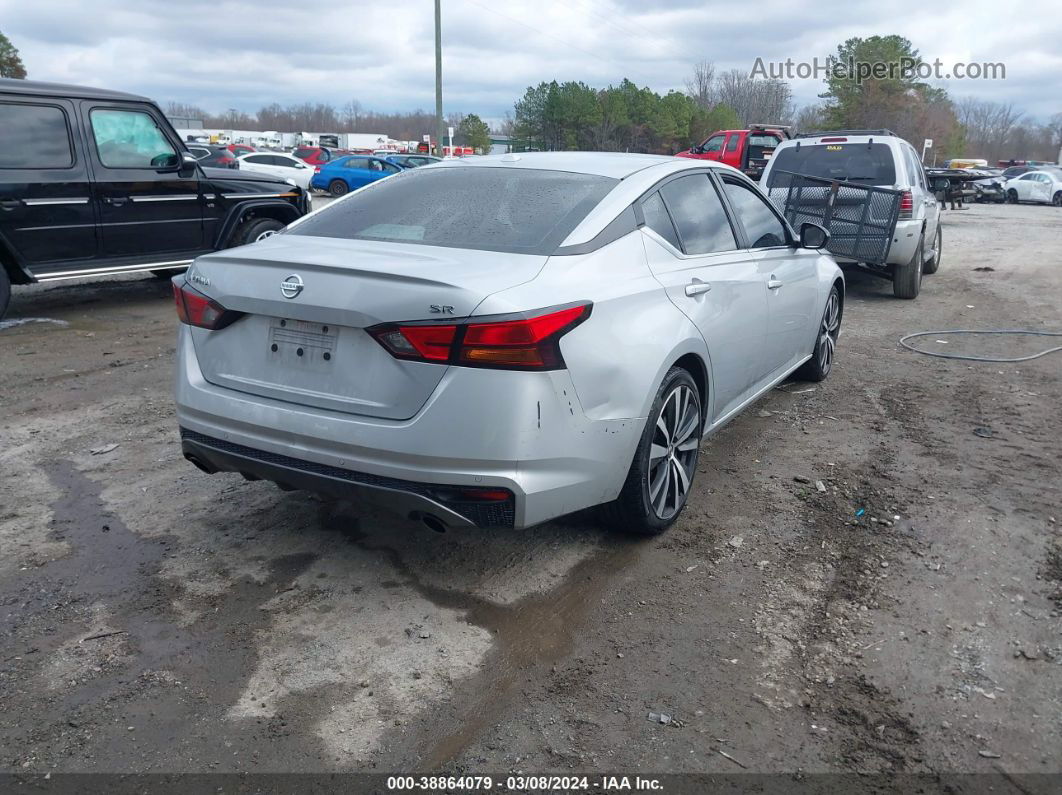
{"left": 174, "top": 328, "right": 643, "bottom": 528}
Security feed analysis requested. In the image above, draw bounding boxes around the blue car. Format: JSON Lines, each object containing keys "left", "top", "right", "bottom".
{"left": 310, "top": 155, "right": 403, "bottom": 197}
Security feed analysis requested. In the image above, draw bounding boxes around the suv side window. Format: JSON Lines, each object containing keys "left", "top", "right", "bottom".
{"left": 0, "top": 102, "right": 74, "bottom": 169}
{"left": 721, "top": 178, "right": 788, "bottom": 248}
{"left": 90, "top": 108, "right": 178, "bottom": 169}
{"left": 904, "top": 147, "right": 926, "bottom": 188}
{"left": 659, "top": 174, "right": 737, "bottom": 255}
{"left": 640, "top": 191, "right": 681, "bottom": 250}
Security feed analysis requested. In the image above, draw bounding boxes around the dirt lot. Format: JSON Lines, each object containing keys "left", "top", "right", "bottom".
{"left": 1, "top": 202, "right": 1060, "bottom": 788}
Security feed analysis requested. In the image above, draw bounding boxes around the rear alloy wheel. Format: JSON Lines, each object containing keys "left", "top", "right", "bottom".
{"left": 797, "top": 285, "right": 841, "bottom": 382}
{"left": 329, "top": 179, "right": 349, "bottom": 197}
{"left": 923, "top": 224, "right": 942, "bottom": 275}
{"left": 603, "top": 367, "right": 701, "bottom": 535}
{"left": 892, "top": 234, "right": 923, "bottom": 299}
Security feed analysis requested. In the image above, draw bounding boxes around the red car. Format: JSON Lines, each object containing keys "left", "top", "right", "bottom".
{"left": 677, "top": 125, "right": 789, "bottom": 180}
{"left": 292, "top": 146, "right": 336, "bottom": 168}
{"left": 227, "top": 143, "right": 256, "bottom": 157}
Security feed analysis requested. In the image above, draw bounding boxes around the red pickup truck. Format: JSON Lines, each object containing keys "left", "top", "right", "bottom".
{"left": 676, "top": 125, "right": 790, "bottom": 180}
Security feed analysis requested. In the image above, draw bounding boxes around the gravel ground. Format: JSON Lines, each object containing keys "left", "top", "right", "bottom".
{"left": 0, "top": 202, "right": 1059, "bottom": 788}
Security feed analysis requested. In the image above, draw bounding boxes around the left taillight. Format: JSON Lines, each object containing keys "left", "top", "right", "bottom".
{"left": 172, "top": 278, "right": 243, "bottom": 330}
{"left": 368, "top": 303, "right": 591, "bottom": 371}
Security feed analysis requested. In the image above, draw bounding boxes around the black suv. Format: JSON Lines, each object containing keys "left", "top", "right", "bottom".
{"left": 0, "top": 79, "right": 310, "bottom": 318}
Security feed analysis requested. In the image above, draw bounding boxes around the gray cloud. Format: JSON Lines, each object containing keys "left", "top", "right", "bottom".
{"left": 1, "top": 0, "right": 1057, "bottom": 121}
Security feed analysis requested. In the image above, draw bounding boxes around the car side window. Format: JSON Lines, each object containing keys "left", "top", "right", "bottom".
{"left": 270, "top": 156, "right": 294, "bottom": 168}
{"left": 90, "top": 108, "right": 178, "bottom": 169}
{"left": 721, "top": 178, "right": 788, "bottom": 248}
{"left": 245, "top": 155, "right": 269, "bottom": 165}
{"left": 702, "top": 135, "right": 725, "bottom": 153}
{"left": 345, "top": 157, "right": 368, "bottom": 170}
{"left": 659, "top": 174, "right": 737, "bottom": 255}
{"left": 1019, "top": 174, "right": 1036, "bottom": 181}
{"left": 640, "top": 191, "right": 681, "bottom": 250}
{"left": 0, "top": 102, "right": 74, "bottom": 169}
{"left": 726, "top": 135, "right": 740, "bottom": 152}
{"left": 381, "top": 162, "right": 401, "bottom": 174}
{"left": 904, "top": 148, "right": 926, "bottom": 188}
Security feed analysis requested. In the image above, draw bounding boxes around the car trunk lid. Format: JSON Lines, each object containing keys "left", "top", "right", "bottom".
{"left": 186, "top": 234, "right": 546, "bottom": 420}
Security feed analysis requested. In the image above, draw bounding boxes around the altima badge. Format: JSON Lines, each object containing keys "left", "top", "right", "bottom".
{"left": 280, "top": 274, "right": 304, "bottom": 299}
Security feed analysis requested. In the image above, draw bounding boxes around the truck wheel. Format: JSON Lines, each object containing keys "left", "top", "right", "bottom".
{"left": 0, "top": 267, "right": 10, "bottom": 321}
{"left": 892, "top": 234, "right": 923, "bottom": 299}
{"left": 236, "top": 217, "right": 285, "bottom": 246}
{"left": 329, "top": 179, "right": 349, "bottom": 197}
{"left": 923, "top": 225, "right": 942, "bottom": 275}
{"left": 602, "top": 366, "right": 701, "bottom": 536}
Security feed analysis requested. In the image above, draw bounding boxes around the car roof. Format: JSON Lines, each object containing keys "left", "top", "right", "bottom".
{"left": 432, "top": 151, "right": 722, "bottom": 180}
{"left": 0, "top": 77, "right": 151, "bottom": 102}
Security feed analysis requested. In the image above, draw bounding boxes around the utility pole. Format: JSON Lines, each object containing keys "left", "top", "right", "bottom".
{"left": 434, "top": 0, "right": 444, "bottom": 157}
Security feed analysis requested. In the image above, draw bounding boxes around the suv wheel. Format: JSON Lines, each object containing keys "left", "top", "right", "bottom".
{"left": 329, "top": 179, "right": 349, "bottom": 197}
{"left": 0, "top": 267, "right": 11, "bottom": 321}
{"left": 236, "top": 218, "right": 285, "bottom": 246}
{"left": 602, "top": 367, "right": 701, "bottom": 535}
{"left": 923, "top": 225, "right": 942, "bottom": 275}
{"left": 797, "top": 285, "right": 841, "bottom": 382}
{"left": 893, "top": 234, "right": 923, "bottom": 299}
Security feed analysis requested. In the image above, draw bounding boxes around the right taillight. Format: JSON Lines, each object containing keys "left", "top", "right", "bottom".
{"left": 898, "top": 190, "right": 913, "bottom": 219}
{"left": 173, "top": 278, "right": 242, "bottom": 330}
{"left": 369, "top": 303, "right": 591, "bottom": 370}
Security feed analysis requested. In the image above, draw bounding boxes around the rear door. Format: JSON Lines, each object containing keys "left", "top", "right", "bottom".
{"left": 0, "top": 97, "right": 97, "bottom": 273}
{"left": 718, "top": 173, "right": 817, "bottom": 376}
{"left": 903, "top": 145, "right": 938, "bottom": 242}
{"left": 638, "top": 172, "right": 767, "bottom": 422}
{"left": 82, "top": 103, "right": 204, "bottom": 259}
{"left": 722, "top": 132, "right": 742, "bottom": 169}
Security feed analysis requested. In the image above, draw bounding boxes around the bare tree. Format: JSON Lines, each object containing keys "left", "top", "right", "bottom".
{"left": 685, "top": 60, "right": 715, "bottom": 110}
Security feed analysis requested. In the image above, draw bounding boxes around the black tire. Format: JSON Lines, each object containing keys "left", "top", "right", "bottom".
{"left": 1007, "top": 189, "right": 1019, "bottom": 204}
{"left": 0, "top": 267, "right": 10, "bottom": 321}
{"left": 1053, "top": 192, "right": 1062, "bottom": 207}
{"left": 602, "top": 367, "right": 702, "bottom": 535}
{"left": 892, "top": 234, "right": 923, "bottom": 299}
{"left": 329, "top": 179, "right": 349, "bottom": 197}
{"left": 923, "top": 224, "right": 942, "bottom": 275}
{"left": 797, "top": 285, "right": 841, "bottom": 382}
{"left": 235, "top": 217, "right": 285, "bottom": 247}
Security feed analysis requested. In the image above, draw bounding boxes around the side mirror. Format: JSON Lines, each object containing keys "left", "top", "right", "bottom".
{"left": 151, "top": 152, "right": 183, "bottom": 171}
{"left": 799, "top": 222, "right": 830, "bottom": 249}
{"left": 930, "top": 176, "right": 951, "bottom": 192}
{"left": 177, "top": 152, "right": 198, "bottom": 177}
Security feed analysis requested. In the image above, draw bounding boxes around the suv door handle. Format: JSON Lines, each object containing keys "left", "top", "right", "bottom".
{"left": 0, "top": 199, "right": 21, "bottom": 210}
{"left": 685, "top": 281, "right": 711, "bottom": 296}
{"left": 103, "top": 196, "right": 129, "bottom": 206}
{"left": 767, "top": 277, "right": 784, "bottom": 289}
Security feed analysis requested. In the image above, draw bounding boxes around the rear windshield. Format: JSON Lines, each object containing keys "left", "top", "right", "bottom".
{"left": 769, "top": 143, "right": 896, "bottom": 185}
{"left": 289, "top": 167, "right": 618, "bottom": 254}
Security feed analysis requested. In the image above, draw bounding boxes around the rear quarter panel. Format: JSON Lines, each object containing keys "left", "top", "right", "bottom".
{"left": 472, "top": 231, "right": 714, "bottom": 424}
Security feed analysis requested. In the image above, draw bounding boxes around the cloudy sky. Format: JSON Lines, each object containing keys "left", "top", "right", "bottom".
{"left": 1, "top": 0, "right": 1058, "bottom": 123}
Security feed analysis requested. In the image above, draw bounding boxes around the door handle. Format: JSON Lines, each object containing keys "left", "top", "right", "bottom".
{"left": 0, "top": 198, "right": 21, "bottom": 210}
{"left": 767, "top": 277, "right": 784, "bottom": 289}
{"left": 685, "top": 281, "right": 712, "bottom": 296}
{"left": 103, "top": 196, "right": 129, "bottom": 206}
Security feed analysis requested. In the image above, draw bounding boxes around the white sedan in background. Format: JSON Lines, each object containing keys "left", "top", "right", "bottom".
{"left": 1004, "top": 170, "right": 1062, "bottom": 206}
{"left": 236, "top": 152, "right": 314, "bottom": 190}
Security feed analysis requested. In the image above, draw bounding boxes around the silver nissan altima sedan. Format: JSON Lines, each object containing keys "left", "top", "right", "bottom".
{"left": 173, "top": 152, "right": 843, "bottom": 534}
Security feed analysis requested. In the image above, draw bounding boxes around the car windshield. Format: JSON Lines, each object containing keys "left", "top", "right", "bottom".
{"left": 289, "top": 166, "right": 617, "bottom": 254}
{"left": 769, "top": 143, "right": 897, "bottom": 184}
